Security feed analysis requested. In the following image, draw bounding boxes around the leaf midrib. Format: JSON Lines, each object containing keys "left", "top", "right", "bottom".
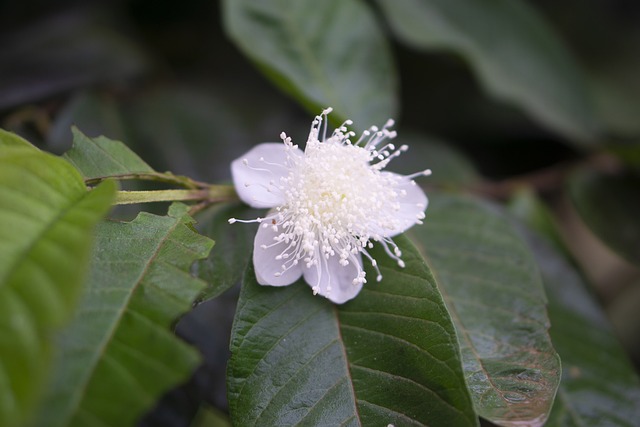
{"left": 61, "top": 216, "right": 184, "bottom": 426}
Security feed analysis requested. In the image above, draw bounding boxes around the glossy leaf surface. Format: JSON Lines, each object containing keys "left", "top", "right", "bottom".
{"left": 227, "top": 235, "right": 478, "bottom": 426}
{"left": 410, "top": 194, "right": 560, "bottom": 426}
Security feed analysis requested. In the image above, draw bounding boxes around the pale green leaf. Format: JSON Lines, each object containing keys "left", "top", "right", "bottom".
{"left": 0, "top": 146, "right": 115, "bottom": 427}
{"left": 227, "top": 235, "right": 478, "bottom": 426}
{"left": 376, "top": 0, "right": 600, "bottom": 143}
{"left": 223, "top": 0, "right": 398, "bottom": 130}
{"left": 410, "top": 194, "right": 560, "bottom": 426}
{"left": 64, "top": 127, "right": 154, "bottom": 179}
{"left": 0, "top": 129, "right": 37, "bottom": 150}
{"left": 34, "top": 203, "right": 214, "bottom": 427}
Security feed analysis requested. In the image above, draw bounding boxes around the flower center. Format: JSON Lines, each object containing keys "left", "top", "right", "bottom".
{"left": 230, "top": 108, "right": 431, "bottom": 297}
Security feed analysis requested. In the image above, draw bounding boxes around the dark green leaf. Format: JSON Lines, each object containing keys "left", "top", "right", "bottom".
{"left": 519, "top": 229, "right": 640, "bottom": 426}
{"left": 223, "top": 0, "right": 398, "bottom": 130}
{"left": 34, "top": 203, "right": 214, "bottom": 427}
{"left": 0, "top": 12, "right": 147, "bottom": 109}
{"left": 376, "top": 0, "right": 600, "bottom": 143}
{"left": 127, "top": 87, "right": 255, "bottom": 183}
{"left": 65, "top": 127, "right": 154, "bottom": 179}
{"left": 393, "top": 133, "right": 480, "bottom": 187}
{"left": 508, "top": 187, "right": 569, "bottom": 258}
{"left": 196, "top": 203, "right": 260, "bottom": 301}
{"left": 227, "top": 235, "right": 478, "bottom": 426}
{"left": 410, "top": 194, "right": 560, "bottom": 426}
{"left": 47, "top": 91, "right": 132, "bottom": 153}
{"left": 0, "top": 145, "right": 115, "bottom": 427}
{"left": 569, "top": 169, "right": 640, "bottom": 264}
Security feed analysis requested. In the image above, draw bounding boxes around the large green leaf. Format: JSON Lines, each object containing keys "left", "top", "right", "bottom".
{"left": 410, "top": 194, "right": 560, "bottom": 426}
{"left": 227, "top": 235, "right": 478, "bottom": 426}
{"left": 34, "top": 203, "right": 214, "bottom": 427}
{"left": 376, "top": 0, "right": 600, "bottom": 143}
{"left": 508, "top": 194, "right": 640, "bottom": 426}
{"left": 223, "top": 0, "right": 398, "bottom": 130}
{"left": 569, "top": 168, "right": 640, "bottom": 265}
{"left": 0, "top": 145, "right": 115, "bottom": 427}
{"left": 65, "top": 127, "right": 154, "bottom": 179}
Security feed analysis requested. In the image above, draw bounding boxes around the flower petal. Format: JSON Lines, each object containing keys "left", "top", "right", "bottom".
{"left": 381, "top": 173, "right": 429, "bottom": 238}
{"left": 303, "top": 254, "right": 364, "bottom": 304}
{"left": 253, "top": 220, "right": 303, "bottom": 287}
{"left": 231, "top": 143, "right": 299, "bottom": 208}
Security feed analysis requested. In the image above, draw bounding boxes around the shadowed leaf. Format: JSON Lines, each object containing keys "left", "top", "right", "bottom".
{"left": 223, "top": 0, "right": 398, "bottom": 130}
{"left": 569, "top": 169, "right": 640, "bottom": 265}
{"left": 410, "top": 194, "right": 560, "bottom": 426}
{"left": 376, "top": 0, "right": 600, "bottom": 143}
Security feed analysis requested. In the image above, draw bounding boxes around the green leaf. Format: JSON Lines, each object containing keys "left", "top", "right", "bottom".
{"left": 518, "top": 229, "right": 640, "bottom": 426}
{"left": 34, "top": 203, "right": 214, "bottom": 427}
{"left": 0, "top": 146, "right": 115, "bottom": 427}
{"left": 569, "top": 169, "right": 640, "bottom": 265}
{"left": 376, "top": 0, "right": 600, "bottom": 143}
{"left": 410, "top": 194, "right": 560, "bottom": 426}
{"left": 0, "top": 129, "right": 37, "bottom": 149}
{"left": 65, "top": 127, "right": 154, "bottom": 179}
{"left": 223, "top": 0, "right": 398, "bottom": 130}
{"left": 227, "top": 235, "right": 478, "bottom": 426}
{"left": 196, "top": 203, "right": 260, "bottom": 301}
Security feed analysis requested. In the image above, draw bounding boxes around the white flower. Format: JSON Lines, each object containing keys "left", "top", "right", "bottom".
{"left": 230, "top": 108, "right": 430, "bottom": 304}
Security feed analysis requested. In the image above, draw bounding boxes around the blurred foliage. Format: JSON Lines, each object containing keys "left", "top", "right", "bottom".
{"left": 1, "top": 0, "right": 640, "bottom": 426}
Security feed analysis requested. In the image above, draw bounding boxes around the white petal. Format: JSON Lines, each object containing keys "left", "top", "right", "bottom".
{"left": 231, "top": 143, "right": 300, "bottom": 208}
{"left": 253, "top": 220, "right": 303, "bottom": 287}
{"left": 380, "top": 172, "right": 429, "bottom": 238}
{"left": 303, "top": 254, "right": 364, "bottom": 304}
